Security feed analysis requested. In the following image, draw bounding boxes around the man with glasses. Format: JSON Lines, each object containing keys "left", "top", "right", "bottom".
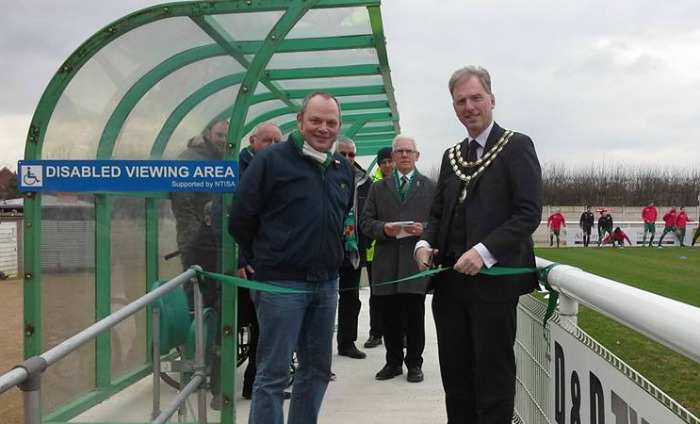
{"left": 334, "top": 136, "right": 372, "bottom": 360}
{"left": 360, "top": 135, "right": 435, "bottom": 383}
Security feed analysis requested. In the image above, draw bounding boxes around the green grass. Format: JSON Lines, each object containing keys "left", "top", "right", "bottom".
{"left": 535, "top": 247, "right": 700, "bottom": 417}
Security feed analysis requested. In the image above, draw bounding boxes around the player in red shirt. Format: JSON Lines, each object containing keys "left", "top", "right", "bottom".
{"left": 603, "top": 227, "right": 632, "bottom": 248}
{"left": 641, "top": 202, "right": 657, "bottom": 247}
{"left": 676, "top": 206, "right": 689, "bottom": 247}
{"left": 547, "top": 208, "right": 567, "bottom": 248}
{"left": 657, "top": 206, "right": 678, "bottom": 248}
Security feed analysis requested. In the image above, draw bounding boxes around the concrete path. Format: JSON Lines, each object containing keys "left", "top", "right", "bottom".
{"left": 75, "top": 288, "right": 448, "bottom": 423}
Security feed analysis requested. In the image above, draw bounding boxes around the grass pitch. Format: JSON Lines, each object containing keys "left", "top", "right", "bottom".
{"left": 535, "top": 246, "right": 700, "bottom": 417}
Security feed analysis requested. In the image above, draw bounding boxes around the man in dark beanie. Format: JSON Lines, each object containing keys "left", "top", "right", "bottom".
{"left": 363, "top": 146, "right": 396, "bottom": 349}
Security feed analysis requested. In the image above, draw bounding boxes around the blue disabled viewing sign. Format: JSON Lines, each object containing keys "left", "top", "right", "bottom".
{"left": 18, "top": 160, "right": 238, "bottom": 193}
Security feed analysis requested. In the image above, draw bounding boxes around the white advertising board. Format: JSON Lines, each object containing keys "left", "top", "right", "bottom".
{"left": 550, "top": 322, "right": 689, "bottom": 424}
{"left": 564, "top": 227, "right": 691, "bottom": 247}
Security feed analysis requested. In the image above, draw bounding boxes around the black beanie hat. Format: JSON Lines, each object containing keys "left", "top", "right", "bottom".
{"left": 377, "top": 147, "right": 392, "bottom": 162}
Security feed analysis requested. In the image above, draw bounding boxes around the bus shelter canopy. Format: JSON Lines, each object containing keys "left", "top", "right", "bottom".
{"left": 27, "top": 0, "right": 401, "bottom": 165}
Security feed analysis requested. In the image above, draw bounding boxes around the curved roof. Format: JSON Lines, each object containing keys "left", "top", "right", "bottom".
{"left": 26, "top": 0, "right": 400, "bottom": 165}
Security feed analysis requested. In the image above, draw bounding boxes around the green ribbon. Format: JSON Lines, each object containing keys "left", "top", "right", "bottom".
{"left": 198, "top": 270, "right": 308, "bottom": 293}
{"left": 196, "top": 263, "right": 562, "bottom": 328}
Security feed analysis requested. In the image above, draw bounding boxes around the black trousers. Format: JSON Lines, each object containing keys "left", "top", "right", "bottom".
{"left": 337, "top": 265, "right": 362, "bottom": 348}
{"left": 366, "top": 262, "right": 383, "bottom": 338}
{"left": 432, "top": 271, "right": 518, "bottom": 424}
{"left": 381, "top": 293, "right": 425, "bottom": 368}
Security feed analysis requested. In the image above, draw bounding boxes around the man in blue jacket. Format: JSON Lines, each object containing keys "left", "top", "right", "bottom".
{"left": 229, "top": 92, "right": 354, "bottom": 424}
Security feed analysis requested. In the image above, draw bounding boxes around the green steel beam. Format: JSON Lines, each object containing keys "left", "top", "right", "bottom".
{"left": 354, "top": 124, "right": 396, "bottom": 134}
{"left": 352, "top": 132, "right": 395, "bottom": 142}
{"left": 144, "top": 199, "right": 159, "bottom": 362}
{"left": 242, "top": 100, "right": 389, "bottom": 135}
{"left": 23, "top": 194, "right": 42, "bottom": 358}
{"left": 368, "top": 5, "right": 401, "bottom": 134}
{"left": 357, "top": 144, "right": 391, "bottom": 156}
{"left": 94, "top": 195, "right": 112, "bottom": 389}
{"left": 266, "top": 64, "right": 380, "bottom": 80}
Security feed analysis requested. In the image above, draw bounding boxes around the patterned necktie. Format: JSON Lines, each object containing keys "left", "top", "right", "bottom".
{"left": 399, "top": 175, "right": 409, "bottom": 200}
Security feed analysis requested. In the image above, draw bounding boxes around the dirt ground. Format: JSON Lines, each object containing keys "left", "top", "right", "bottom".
{"left": 0, "top": 278, "right": 23, "bottom": 424}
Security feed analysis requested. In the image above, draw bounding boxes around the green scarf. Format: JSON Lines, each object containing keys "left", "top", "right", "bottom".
{"left": 290, "top": 130, "right": 333, "bottom": 171}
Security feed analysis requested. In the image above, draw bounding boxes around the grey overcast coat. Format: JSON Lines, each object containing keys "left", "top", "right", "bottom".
{"left": 360, "top": 172, "right": 436, "bottom": 295}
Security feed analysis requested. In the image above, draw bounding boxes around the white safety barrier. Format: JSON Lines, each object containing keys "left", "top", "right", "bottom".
{"left": 513, "top": 257, "right": 700, "bottom": 424}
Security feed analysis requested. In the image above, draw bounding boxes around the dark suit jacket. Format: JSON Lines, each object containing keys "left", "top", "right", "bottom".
{"left": 422, "top": 123, "right": 542, "bottom": 301}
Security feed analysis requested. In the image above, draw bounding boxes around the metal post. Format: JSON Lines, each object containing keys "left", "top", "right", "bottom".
{"left": 14, "top": 357, "right": 48, "bottom": 424}
{"left": 152, "top": 307, "right": 161, "bottom": 420}
{"left": 193, "top": 277, "right": 208, "bottom": 424}
{"left": 558, "top": 295, "right": 579, "bottom": 326}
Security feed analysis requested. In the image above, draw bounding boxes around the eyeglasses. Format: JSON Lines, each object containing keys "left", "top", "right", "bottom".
{"left": 393, "top": 149, "right": 416, "bottom": 156}
{"left": 339, "top": 151, "right": 356, "bottom": 158}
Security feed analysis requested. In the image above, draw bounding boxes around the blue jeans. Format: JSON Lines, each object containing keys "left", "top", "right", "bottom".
{"left": 248, "top": 279, "right": 338, "bottom": 424}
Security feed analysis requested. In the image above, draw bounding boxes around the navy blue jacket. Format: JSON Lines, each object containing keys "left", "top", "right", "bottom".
{"left": 228, "top": 138, "right": 354, "bottom": 282}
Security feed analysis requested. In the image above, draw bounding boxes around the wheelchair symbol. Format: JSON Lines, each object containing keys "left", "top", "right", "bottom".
{"left": 23, "top": 167, "right": 41, "bottom": 186}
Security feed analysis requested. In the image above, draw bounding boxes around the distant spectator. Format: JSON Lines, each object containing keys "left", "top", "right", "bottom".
{"left": 676, "top": 206, "right": 688, "bottom": 247}
{"left": 657, "top": 206, "right": 678, "bottom": 248}
{"left": 578, "top": 206, "right": 594, "bottom": 247}
{"left": 171, "top": 118, "right": 228, "bottom": 270}
{"left": 691, "top": 216, "right": 700, "bottom": 247}
{"left": 597, "top": 209, "right": 613, "bottom": 247}
{"left": 547, "top": 208, "right": 566, "bottom": 248}
{"left": 603, "top": 227, "right": 631, "bottom": 247}
{"left": 363, "top": 146, "right": 395, "bottom": 350}
{"left": 641, "top": 202, "right": 658, "bottom": 247}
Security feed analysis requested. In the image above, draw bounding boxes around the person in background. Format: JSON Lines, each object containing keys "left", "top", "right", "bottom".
{"left": 579, "top": 205, "right": 594, "bottom": 247}
{"left": 361, "top": 135, "right": 435, "bottom": 384}
{"left": 602, "top": 226, "right": 632, "bottom": 248}
{"left": 172, "top": 118, "right": 228, "bottom": 271}
{"left": 415, "top": 65, "right": 542, "bottom": 423}
{"left": 363, "top": 146, "right": 395, "bottom": 349}
{"left": 547, "top": 208, "right": 566, "bottom": 248}
{"left": 229, "top": 92, "right": 353, "bottom": 424}
{"left": 676, "top": 206, "right": 688, "bottom": 247}
{"left": 641, "top": 201, "right": 658, "bottom": 247}
{"left": 334, "top": 136, "right": 372, "bottom": 360}
{"left": 657, "top": 206, "right": 678, "bottom": 248}
{"left": 597, "top": 209, "right": 613, "bottom": 247}
{"left": 691, "top": 215, "right": 700, "bottom": 246}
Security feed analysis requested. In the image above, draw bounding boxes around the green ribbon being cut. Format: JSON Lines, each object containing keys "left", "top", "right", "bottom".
{"left": 196, "top": 263, "right": 561, "bottom": 327}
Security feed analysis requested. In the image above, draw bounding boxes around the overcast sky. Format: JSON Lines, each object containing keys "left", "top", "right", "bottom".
{"left": 2, "top": 0, "right": 700, "bottom": 172}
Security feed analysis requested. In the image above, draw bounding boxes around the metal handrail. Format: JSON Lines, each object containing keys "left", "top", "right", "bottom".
{"left": 0, "top": 267, "right": 208, "bottom": 424}
{"left": 537, "top": 256, "right": 700, "bottom": 364}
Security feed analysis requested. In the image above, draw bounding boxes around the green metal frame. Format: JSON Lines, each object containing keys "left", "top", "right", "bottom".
{"left": 22, "top": 1, "right": 398, "bottom": 423}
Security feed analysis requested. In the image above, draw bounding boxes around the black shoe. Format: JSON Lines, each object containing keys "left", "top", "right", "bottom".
{"left": 283, "top": 390, "right": 292, "bottom": 400}
{"left": 406, "top": 366, "right": 424, "bottom": 383}
{"left": 375, "top": 364, "right": 402, "bottom": 380}
{"left": 363, "top": 335, "right": 382, "bottom": 348}
{"left": 330, "top": 371, "right": 337, "bottom": 381}
{"left": 338, "top": 343, "right": 367, "bottom": 359}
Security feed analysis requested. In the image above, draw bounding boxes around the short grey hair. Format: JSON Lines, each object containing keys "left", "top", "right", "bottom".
{"left": 335, "top": 136, "right": 356, "bottom": 152}
{"left": 448, "top": 65, "right": 492, "bottom": 95}
{"left": 392, "top": 134, "right": 417, "bottom": 152}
